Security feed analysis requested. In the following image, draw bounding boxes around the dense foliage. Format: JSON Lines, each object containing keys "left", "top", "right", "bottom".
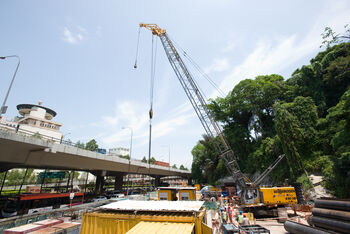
{"left": 191, "top": 42, "right": 350, "bottom": 197}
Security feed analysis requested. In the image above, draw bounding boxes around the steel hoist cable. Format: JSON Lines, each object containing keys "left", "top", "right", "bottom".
{"left": 134, "top": 27, "right": 141, "bottom": 69}
{"left": 168, "top": 35, "right": 226, "bottom": 98}
{"left": 148, "top": 34, "right": 158, "bottom": 171}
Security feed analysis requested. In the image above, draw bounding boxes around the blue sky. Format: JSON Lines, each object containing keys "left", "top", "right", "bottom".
{"left": 0, "top": 0, "right": 349, "bottom": 169}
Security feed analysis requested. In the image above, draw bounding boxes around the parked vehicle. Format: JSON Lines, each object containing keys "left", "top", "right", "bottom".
{"left": 127, "top": 188, "right": 147, "bottom": 195}
{"left": 1, "top": 192, "right": 84, "bottom": 218}
{"left": 92, "top": 196, "right": 107, "bottom": 202}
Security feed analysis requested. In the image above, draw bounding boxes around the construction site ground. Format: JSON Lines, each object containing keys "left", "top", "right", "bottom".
{"left": 253, "top": 209, "right": 311, "bottom": 233}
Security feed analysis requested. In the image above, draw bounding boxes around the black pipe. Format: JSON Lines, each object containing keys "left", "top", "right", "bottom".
{"left": 315, "top": 199, "right": 350, "bottom": 211}
{"left": 284, "top": 221, "right": 330, "bottom": 234}
{"left": 309, "top": 216, "right": 350, "bottom": 233}
{"left": 313, "top": 207, "right": 350, "bottom": 222}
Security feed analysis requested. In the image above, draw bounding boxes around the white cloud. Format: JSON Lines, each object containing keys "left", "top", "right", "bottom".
{"left": 77, "top": 34, "right": 83, "bottom": 41}
{"left": 77, "top": 25, "right": 87, "bottom": 33}
{"left": 94, "top": 99, "right": 195, "bottom": 148}
{"left": 204, "top": 58, "right": 229, "bottom": 73}
{"left": 211, "top": 0, "right": 350, "bottom": 97}
{"left": 217, "top": 34, "right": 309, "bottom": 94}
{"left": 62, "top": 27, "right": 77, "bottom": 44}
{"left": 138, "top": 112, "right": 194, "bottom": 146}
{"left": 62, "top": 26, "right": 86, "bottom": 44}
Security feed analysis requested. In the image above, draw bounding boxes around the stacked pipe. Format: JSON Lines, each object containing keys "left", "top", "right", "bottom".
{"left": 292, "top": 182, "right": 306, "bottom": 204}
{"left": 307, "top": 199, "right": 350, "bottom": 233}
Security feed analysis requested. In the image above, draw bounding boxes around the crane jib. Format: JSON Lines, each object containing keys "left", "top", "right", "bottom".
{"left": 139, "top": 23, "right": 289, "bottom": 205}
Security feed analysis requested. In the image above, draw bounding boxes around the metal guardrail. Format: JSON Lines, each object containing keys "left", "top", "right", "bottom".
{"left": 0, "top": 122, "right": 93, "bottom": 150}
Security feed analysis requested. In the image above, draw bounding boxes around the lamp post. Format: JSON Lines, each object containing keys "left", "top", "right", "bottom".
{"left": 0, "top": 55, "right": 20, "bottom": 117}
{"left": 122, "top": 126, "right": 133, "bottom": 196}
{"left": 60, "top": 132, "right": 71, "bottom": 144}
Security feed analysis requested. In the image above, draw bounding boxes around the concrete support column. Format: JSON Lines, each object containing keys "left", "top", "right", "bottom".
{"left": 114, "top": 173, "right": 124, "bottom": 191}
{"left": 187, "top": 177, "right": 193, "bottom": 186}
{"left": 95, "top": 175, "right": 105, "bottom": 195}
{"left": 154, "top": 176, "right": 161, "bottom": 188}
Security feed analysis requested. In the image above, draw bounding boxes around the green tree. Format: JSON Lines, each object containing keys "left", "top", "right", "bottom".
{"left": 172, "top": 164, "right": 177, "bottom": 169}
{"left": 5, "top": 169, "right": 36, "bottom": 187}
{"left": 321, "top": 24, "right": 350, "bottom": 48}
{"left": 274, "top": 96, "right": 318, "bottom": 178}
{"left": 85, "top": 139, "right": 98, "bottom": 151}
{"left": 0, "top": 172, "right": 5, "bottom": 182}
{"left": 188, "top": 40, "right": 350, "bottom": 195}
{"left": 75, "top": 141, "right": 85, "bottom": 149}
{"left": 31, "top": 132, "right": 42, "bottom": 139}
{"left": 141, "top": 156, "right": 147, "bottom": 163}
{"left": 207, "top": 74, "right": 288, "bottom": 173}
{"left": 179, "top": 165, "right": 188, "bottom": 170}
{"left": 119, "top": 155, "right": 130, "bottom": 160}
{"left": 319, "top": 90, "right": 350, "bottom": 197}
{"left": 148, "top": 157, "right": 156, "bottom": 164}
{"left": 191, "top": 135, "right": 227, "bottom": 185}
{"left": 6, "top": 169, "right": 22, "bottom": 187}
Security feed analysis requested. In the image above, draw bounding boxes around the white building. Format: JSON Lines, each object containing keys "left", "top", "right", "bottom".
{"left": 0, "top": 101, "right": 63, "bottom": 141}
{"left": 109, "top": 147, "right": 130, "bottom": 156}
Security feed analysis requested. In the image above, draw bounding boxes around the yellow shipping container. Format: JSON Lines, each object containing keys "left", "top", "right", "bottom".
{"left": 81, "top": 204, "right": 210, "bottom": 234}
{"left": 126, "top": 221, "right": 195, "bottom": 234}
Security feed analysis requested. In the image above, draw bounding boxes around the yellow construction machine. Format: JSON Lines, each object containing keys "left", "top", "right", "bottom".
{"left": 137, "top": 23, "right": 298, "bottom": 210}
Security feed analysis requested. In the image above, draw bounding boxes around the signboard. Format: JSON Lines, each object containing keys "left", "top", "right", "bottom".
{"left": 26, "top": 186, "right": 41, "bottom": 193}
{"left": 39, "top": 171, "right": 66, "bottom": 179}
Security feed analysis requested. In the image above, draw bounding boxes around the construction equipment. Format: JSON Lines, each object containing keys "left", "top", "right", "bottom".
{"left": 137, "top": 23, "right": 297, "bottom": 207}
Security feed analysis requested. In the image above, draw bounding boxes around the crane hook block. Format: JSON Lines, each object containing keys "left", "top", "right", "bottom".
{"left": 134, "top": 63, "right": 137, "bottom": 69}
{"left": 149, "top": 109, "right": 153, "bottom": 119}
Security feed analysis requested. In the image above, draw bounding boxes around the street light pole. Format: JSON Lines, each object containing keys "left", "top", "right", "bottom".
{"left": 122, "top": 127, "right": 133, "bottom": 196}
{"left": 0, "top": 55, "right": 20, "bottom": 117}
{"left": 60, "top": 132, "right": 71, "bottom": 144}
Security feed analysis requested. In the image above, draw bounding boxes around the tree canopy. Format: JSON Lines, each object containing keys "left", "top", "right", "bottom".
{"left": 191, "top": 37, "right": 350, "bottom": 197}
{"left": 85, "top": 139, "right": 98, "bottom": 151}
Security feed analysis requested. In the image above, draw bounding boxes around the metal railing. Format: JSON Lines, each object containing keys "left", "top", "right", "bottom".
{"left": 0, "top": 122, "right": 89, "bottom": 149}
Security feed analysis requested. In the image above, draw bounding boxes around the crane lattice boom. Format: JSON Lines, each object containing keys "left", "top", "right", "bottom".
{"left": 139, "top": 23, "right": 249, "bottom": 188}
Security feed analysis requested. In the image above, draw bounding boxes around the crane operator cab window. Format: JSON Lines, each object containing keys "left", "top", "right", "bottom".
{"left": 243, "top": 188, "right": 259, "bottom": 204}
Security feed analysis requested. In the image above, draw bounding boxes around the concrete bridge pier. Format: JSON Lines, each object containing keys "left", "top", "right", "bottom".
{"left": 187, "top": 177, "right": 193, "bottom": 186}
{"left": 94, "top": 170, "right": 106, "bottom": 195}
{"left": 154, "top": 176, "right": 161, "bottom": 188}
{"left": 95, "top": 176, "right": 104, "bottom": 195}
{"left": 114, "top": 172, "right": 124, "bottom": 191}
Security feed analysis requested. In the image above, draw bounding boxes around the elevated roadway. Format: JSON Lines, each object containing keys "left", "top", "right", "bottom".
{"left": 0, "top": 129, "right": 191, "bottom": 178}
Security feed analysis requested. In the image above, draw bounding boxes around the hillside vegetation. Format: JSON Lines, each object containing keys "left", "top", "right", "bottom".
{"left": 191, "top": 41, "right": 350, "bottom": 198}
